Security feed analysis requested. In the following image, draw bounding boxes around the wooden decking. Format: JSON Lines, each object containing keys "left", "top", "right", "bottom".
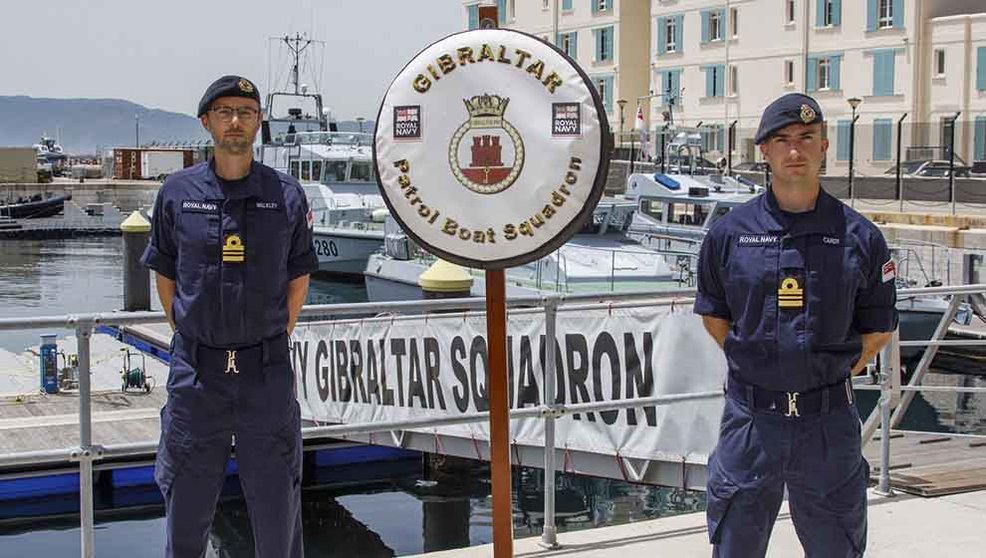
{"left": 866, "top": 430, "right": 986, "bottom": 496}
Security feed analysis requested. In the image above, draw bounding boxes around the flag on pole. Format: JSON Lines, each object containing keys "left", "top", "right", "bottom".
{"left": 635, "top": 104, "right": 649, "bottom": 161}
{"left": 634, "top": 104, "right": 645, "bottom": 131}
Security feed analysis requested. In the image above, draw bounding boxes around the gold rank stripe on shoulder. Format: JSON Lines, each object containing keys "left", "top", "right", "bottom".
{"left": 222, "top": 234, "right": 245, "bottom": 263}
{"left": 778, "top": 277, "right": 803, "bottom": 309}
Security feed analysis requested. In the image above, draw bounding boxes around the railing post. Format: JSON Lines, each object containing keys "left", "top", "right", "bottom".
{"left": 874, "top": 328, "right": 899, "bottom": 497}
{"left": 540, "top": 296, "right": 560, "bottom": 550}
{"left": 76, "top": 319, "right": 96, "bottom": 557}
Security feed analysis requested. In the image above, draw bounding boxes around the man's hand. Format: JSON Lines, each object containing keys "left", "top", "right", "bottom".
{"left": 851, "top": 331, "right": 893, "bottom": 376}
{"left": 701, "top": 316, "right": 730, "bottom": 349}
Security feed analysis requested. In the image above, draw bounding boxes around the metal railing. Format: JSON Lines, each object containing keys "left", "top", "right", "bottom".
{"left": 2, "top": 284, "right": 986, "bottom": 555}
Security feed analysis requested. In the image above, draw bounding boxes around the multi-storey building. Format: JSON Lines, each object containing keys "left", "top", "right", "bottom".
{"left": 467, "top": 1, "right": 986, "bottom": 175}
{"left": 463, "top": 0, "right": 652, "bottom": 133}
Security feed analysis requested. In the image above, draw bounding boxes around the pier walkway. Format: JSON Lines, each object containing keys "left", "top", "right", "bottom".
{"left": 409, "top": 489, "right": 986, "bottom": 558}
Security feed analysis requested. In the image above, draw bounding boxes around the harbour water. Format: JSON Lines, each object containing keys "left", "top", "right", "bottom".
{"left": 0, "top": 237, "right": 983, "bottom": 556}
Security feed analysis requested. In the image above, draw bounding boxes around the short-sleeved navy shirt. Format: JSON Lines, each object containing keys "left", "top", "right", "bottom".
{"left": 694, "top": 187, "right": 898, "bottom": 392}
{"left": 141, "top": 160, "right": 319, "bottom": 348}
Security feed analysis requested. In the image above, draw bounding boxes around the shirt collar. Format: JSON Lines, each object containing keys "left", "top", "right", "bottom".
{"left": 757, "top": 186, "right": 843, "bottom": 237}
{"left": 206, "top": 159, "right": 263, "bottom": 200}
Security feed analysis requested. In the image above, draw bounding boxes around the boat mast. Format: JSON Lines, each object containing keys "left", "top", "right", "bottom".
{"left": 284, "top": 33, "right": 312, "bottom": 96}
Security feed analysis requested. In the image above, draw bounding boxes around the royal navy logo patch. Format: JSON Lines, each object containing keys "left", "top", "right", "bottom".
{"left": 799, "top": 104, "right": 816, "bottom": 124}
{"left": 552, "top": 102, "right": 581, "bottom": 137}
{"left": 222, "top": 234, "right": 245, "bottom": 263}
{"left": 181, "top": 200, "right": 219, "bottom": 214}
{"left": 778, "top": 277, "right": 804, "bottom": 309}
{"left": 393, "top": 105, "right": 422, "bottom": 139}
{"left": 449, "top": 93, "right": 524, "bottom": 195}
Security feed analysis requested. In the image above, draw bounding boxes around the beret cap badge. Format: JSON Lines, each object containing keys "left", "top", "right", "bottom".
{"left": 238, "top": 79, "right": 255, "bottom": 94}
{"left": 800, "top": 104, "right": 816, "bottom": 124}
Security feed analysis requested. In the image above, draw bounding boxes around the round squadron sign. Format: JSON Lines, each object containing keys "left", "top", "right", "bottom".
{"left": 374, "top": 29, "right": 610, "bottom": 269}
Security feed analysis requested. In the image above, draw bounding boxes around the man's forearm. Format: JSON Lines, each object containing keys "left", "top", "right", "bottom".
{"left": 851, "top": 331, "right": 893, "bottom": 376}
{"left": 286, "top": 275, "right": 310, "bottom": 335}
{"left": 701, "top": 316, "right": 730, "bottom": 349}
{"left": 155, "top": 273, "right": 177, "bottom": 331}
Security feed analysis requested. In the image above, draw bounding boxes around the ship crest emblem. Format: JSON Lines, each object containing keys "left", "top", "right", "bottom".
{"left": 449, "top": 93, "right": 525, "bottom": 195}
{"left": 799, "top": 104, "right": 816, "bottom": 124}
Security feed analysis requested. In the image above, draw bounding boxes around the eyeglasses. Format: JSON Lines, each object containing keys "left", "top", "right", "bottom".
{"left": 210, "top": 106, "right": 260, "bottom": 122}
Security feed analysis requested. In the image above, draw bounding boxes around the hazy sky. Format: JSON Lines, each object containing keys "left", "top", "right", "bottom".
{"left": 1, "top": 0, "right": 464, "bottom": 119}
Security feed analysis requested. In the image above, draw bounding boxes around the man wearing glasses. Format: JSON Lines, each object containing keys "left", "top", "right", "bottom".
{"left": 142, "top": 75, "right": 318, "bottom": 557}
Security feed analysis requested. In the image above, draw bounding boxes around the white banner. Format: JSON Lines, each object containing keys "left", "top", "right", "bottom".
{"left": 290, "top": 305, "right": 726, "bottom": 462}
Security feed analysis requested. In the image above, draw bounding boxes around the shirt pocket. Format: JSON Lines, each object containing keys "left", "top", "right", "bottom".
{"left": 807, "top": 236, "right": 863, "bottom": 349}
{"left": 245, "top": 203, "right": 290, "bottom": 298}
{"left": 725, "top": 244, "right": 778, "bottom": 342}
{"left": 177, "top": 208, "right": 220, "bottom": 289}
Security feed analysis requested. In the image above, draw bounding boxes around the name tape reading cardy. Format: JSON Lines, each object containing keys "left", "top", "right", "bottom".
{"left": 374, "top": 29, "right": 610, "bottom": 269}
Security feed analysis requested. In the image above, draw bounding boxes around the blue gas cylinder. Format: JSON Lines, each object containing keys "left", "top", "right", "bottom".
{"left": 40, "top": 334, "right": 59, "bottom": 394}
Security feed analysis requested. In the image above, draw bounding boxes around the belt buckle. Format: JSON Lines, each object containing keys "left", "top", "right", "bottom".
{"left": 225, "top": 350, "right": 240, "bottom": 374}
{"left": 785, "top": 392, "right": 800, "bottom": 417}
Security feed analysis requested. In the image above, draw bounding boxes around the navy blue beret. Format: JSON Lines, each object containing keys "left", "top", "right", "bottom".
{"left": 197, "top": 75, "right": 261, "bottom": 117}
{"left": 754, "top": 93, "right": 824, "bottom": 145}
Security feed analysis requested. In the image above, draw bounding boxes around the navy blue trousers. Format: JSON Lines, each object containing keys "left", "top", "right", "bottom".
{"left": 155, "top": 334, "right": 303, "bottom": 558}
{"left": 706, "top": 396, "right": 868, "bottom": 557}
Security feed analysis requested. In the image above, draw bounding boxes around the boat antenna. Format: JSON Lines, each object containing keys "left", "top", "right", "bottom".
{"left": 283, "top": 33, "right": 313, "bottom": 95}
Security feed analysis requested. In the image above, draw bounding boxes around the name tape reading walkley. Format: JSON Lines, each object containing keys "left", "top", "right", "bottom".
{"left": 289, "top": 306, "right": 725, "bottom": 462}
{"left": 373, "top": 29, "right": 610, "bottom": 268}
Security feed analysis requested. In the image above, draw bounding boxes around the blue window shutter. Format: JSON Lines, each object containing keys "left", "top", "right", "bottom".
{"left": 675, "top": 15, "right": 684, "bottom": 51}
{"left": 701, "top": 11, "right": 710, "bottom": 43}
{"left": 807, "top": 57, "right": 818, "bottom": 92}
{"left": 562, "top": 0, "right": 572, "bottom": 10}
{"left": 672, "top": 70, "right": 681, "bottom": 104}
{"left": 593, "top": 29, "right": 601, "bottom": 60}
{"left": 837, "top": 120, "right": 851, "bottom": 161}
{"left": 832, "top": 0, "right": 842, "bottom": 26}
{"left": 603, "top": 26, "right": 612, "bottom": 60}
{"left": 571, "top": 32, "right": 578, "bottom": 58}
{"left": 467, "top": 5, "right": 478, "bottom": 30}
{"left": 498, "top": 0, "right": 506, "bottom": 25}
{"left": 720, "top": 9, "right": 727, "bottom": 37}
{"left": 874, "top": 119, "right": 892, "bottom": 161}
{"left": 816, "top": 0, "right": 825, "bottom": 27}
{"left": 657, "top": 17, "right": 666, "bottom": 55}
{"left": 704, "top": 67, "right": 714, "bottom": 98}
{"left": 977, "top": 47, "right": 986, "bottom": 91}
{"left": 975, "top": 116, "right": 986, "bottom": 160}
{"left": 591, "top": 0, "right": 599, "bottom": 14}
{"left": 717, "top": 127, "right": 725, "bottom": 151}
{"left": 555, "top": 33, "right": 561, "bottom": 48}
{"left": 866, "top": 0, "right": 877, "bottom": 31}
{"left": 716, "top": 65, "right": 725, "bottom": 97}
{"left": 662, "top": 71, "right": 672, "bottom": 104}
{"left": 892, "top": 0, "right": 903, "bottom": 28}
{"left": 873, "top": 51, "right": 895, "bottom": 96}
{"left": 830, "top": 55, "right": 842, "bottom": 90}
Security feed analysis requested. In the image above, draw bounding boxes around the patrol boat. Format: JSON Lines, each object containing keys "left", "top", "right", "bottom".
{"left": 364, "top": 198, "right": 690, "bottom": 301}
{"left": 255, "top": 33, "right": 385, "bottom": 276}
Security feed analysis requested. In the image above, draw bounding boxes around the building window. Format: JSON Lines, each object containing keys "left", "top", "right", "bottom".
{"left": 561, "top": 32, "right": 577, "bottom": 58}
{"left": 873, "top": 49, "right": 896, "bottom": 96}
{"left": 705, "top": 65, "right": 725, "bottom": 98}
{"left": 878, "top": 0, "right": 893, "bottom": 29}
{"left": 598, "top": 0, "right": 607, "bottom": 11}
{"left": 935, "top": 48, "right": 946, "bottom": 77}
{"left": 730, "top": 8, "right": 739, "bottom": 37}
{"left": 823, "top": 0, "right": 833, "bottom": 26}
{"left": 562, "top": 0, "right": 572, "bottom": 11}
{"left": 729, "top": 65, "right": 738, "bottom": 96}
{"left": 873, "top": 119, "right": 893, "bottom": 161}
{"left": 836, "top": 120, "right": 851, "bottom": 161}
{"left": 509, "top": 0, "right": 515, "bottom": 20}
{"left": 666, "top": 17, "right": 677, "bottom": 52}
{"left": 786, "top": 0, "right": 796, "bottom": 24}
{"left": 594, "top": 27, "right": 613, "bottom": 61}
{"left": 785, "top": 60, "right": 795, "bottom": 85}
{"left": 595, "top": 75, "right": 613, "bottom": 112}
{"left": 818, "top": 59, "right": 831, "bottom": 90}
{"left": 543, "top": 0, "right": 549, "bottom": 9}
{"left": 709, "top": 11, "right": 723, "bottom": 41}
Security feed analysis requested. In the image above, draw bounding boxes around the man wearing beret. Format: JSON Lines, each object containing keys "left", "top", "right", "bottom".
{"left": 694, "top": 92, "right": 898, "bottom": 557}
{"left": 142, "top": 75, "right": 318, "bottom": 557}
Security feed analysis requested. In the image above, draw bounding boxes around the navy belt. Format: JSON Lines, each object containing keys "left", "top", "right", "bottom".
{"left": 727, "top": 376, "right": 854, "bottom": 417}
{"left": 176, "top": 331, "right": 290, "bottom": 374}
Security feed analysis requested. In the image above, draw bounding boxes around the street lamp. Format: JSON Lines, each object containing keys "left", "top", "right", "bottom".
{"left": 135, "top": 113, "right": 140, "bottom": 148}
{"left": 847, "top": 97, "right": 862, "bottom": 207}
{"left": 616, "top": 99, "right": 627, "bottom": 159}
{"left": 356, "top": 117, "right": 366, "bottom": 133}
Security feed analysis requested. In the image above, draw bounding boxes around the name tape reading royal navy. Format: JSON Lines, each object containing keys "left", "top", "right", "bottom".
{"left": 374, "top": 29, "right": 611, "bottom": 268}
